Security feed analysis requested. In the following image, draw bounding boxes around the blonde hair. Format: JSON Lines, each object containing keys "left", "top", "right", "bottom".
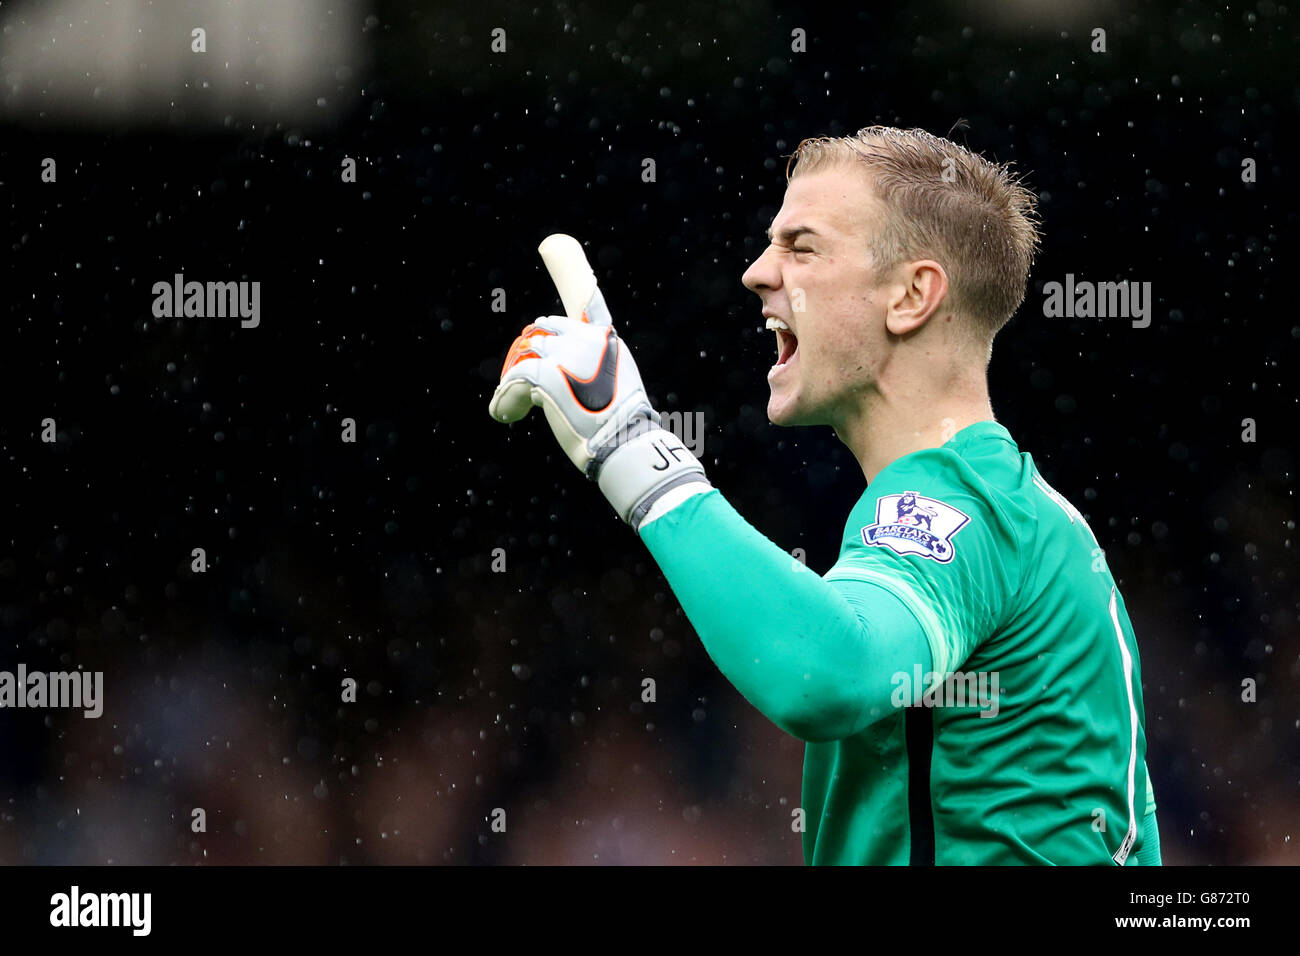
{"left": 786, "top": 126, "right": 1042, "bottom": 340}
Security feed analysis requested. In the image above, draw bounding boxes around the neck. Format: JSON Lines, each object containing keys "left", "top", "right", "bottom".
{"left": 832, "top": 367, "right": 994, "bottom": 484}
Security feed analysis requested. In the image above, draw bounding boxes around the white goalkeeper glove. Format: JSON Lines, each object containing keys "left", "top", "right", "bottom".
{"left": 488, "top": 315, "right": 711, "bottom": 531}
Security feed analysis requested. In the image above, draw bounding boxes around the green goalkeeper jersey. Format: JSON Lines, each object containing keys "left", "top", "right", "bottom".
{"left": 639, "top": 420, "right": 1159, "bottom": 865}
{"left": 812, "top": 420, "right": 1155, "bottom": 864}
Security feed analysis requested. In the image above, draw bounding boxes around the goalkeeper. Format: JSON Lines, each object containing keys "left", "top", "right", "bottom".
{"left": 490, "top": 126, "right": 1161, "bottom": 865}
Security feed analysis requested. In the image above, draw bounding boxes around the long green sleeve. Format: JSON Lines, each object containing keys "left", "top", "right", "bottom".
{"left": 638, "top": 488, "right": 931, "bottom": 742}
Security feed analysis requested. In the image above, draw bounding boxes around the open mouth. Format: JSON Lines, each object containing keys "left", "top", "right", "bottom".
{"left": 776, "top": 329, "right": 799, "bottom": 366}
{"left": 766, "top": 316, "right": 799, "bottom": 371}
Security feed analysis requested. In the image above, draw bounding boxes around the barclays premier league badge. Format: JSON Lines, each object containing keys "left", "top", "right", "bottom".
{"left": 861, "top": 491, "right": 970, "bottom": 563}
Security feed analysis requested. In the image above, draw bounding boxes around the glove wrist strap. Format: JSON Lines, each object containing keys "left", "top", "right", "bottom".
{"left": 594, "top": 426, "right": 711, "bottom": 531}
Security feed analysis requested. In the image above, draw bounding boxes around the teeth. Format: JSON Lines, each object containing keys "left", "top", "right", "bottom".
{"left": 765, "top": 317, "right": 790, "bottom": 331}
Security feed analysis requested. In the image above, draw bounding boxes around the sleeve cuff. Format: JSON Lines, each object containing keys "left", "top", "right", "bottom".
{"left": 637, "top": 482, "right": 713, "bottom": 530}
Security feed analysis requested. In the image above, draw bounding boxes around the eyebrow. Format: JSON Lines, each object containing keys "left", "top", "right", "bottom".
{"left": 765, "top": 225, "right": 820, "bottom": 243}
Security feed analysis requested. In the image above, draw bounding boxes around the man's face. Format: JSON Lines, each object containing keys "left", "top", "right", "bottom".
{"left": 741, "top": 164, "right": 891, "bottom": 429}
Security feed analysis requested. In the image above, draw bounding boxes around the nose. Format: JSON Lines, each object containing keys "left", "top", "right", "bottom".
{"left": 741, "top": 244, "right": 780, "bottom": 295}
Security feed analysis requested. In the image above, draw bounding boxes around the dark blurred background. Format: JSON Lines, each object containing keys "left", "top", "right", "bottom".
{"left": 0, "top": 0, "right": 1295, "bottom": 864}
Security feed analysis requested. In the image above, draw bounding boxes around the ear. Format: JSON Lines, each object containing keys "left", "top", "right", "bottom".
{"left": 884, "top": 260, "right": 948, "bottom": 336}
